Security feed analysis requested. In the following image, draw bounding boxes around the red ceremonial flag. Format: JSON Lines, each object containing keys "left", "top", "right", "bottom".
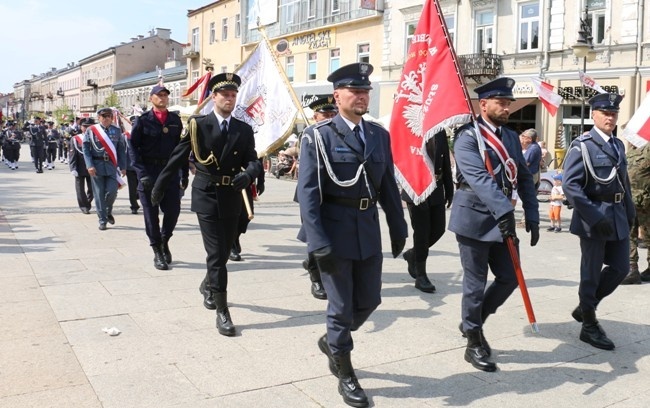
{"left": 530, "top": 77, "right": 563, "bottom": 117}
{"left": 182, "top": 70, "right": 212, "bottom": 104}
{"left": 623, "top": 91, "right": 650, "bottom": 148}
{"left": 390, "top": 0, "right": 472, "bottom": 204}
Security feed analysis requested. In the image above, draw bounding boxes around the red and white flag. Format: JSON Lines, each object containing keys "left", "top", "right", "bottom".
{"left": 389, "top": 0, "right": 472, "bottom": 204}
{"left": 623, "top": 91, "right": 650, "bottom": 148}
{"left": 578, "top": 70, "right": 607, "bottom": 94}
{"left": 182, "top": 70, "right": 212, "bottom": 106}
{"left": 531, "top": 77, "right": 563, "bottom": 117}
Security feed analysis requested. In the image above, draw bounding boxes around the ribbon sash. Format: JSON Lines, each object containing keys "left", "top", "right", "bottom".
{"left": 477, "top": 123, "right": 518, "bottom": 187}
{"left": 89, "top": 125, "right": 118, "bottom": 167}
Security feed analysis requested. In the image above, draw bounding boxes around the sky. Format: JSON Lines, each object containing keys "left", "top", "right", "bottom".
{"left": 0, "top": 0, "right": 211, "bottom": 93}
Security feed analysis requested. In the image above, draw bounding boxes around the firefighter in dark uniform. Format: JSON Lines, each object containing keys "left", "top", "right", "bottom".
{"left": 151, "top": 73, "right": 261, "bottom": 337}
{"left": 128, "top": 85, "right": 187, "bottom": 270}
{"left": 563, "top": 93, "right": 635, "bottom": 350}
{"left": 29, "top": 117, "right": 46, "bottom": 173}
{"left": 402, "top": 129, "right": 454, "bottom": 293}
{"left": 297, "top": 96, "right": 338, "bottom": 300}
{"left": 449, "top": 77, "right": 539, "bottom": 372}
{"left": 298, "top": 63, "right": 407, "bottom": 408}
{"left": 69, "top": 119, "right": 95, "bottom": 214}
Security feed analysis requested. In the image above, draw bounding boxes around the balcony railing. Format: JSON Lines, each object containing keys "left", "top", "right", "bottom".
{"left": 457, "top": 53, "right": 502, "bottom": 84}
{"left": 182, "top": 44, "right": 200, "bottom": 59}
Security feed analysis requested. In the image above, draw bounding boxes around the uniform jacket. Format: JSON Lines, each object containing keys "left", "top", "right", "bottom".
{"left": 81, "top": 124, "right": 127, "bottom": 177}
{"left": 297, "top": 114, "right": 408, "bottom": 260}
{"left": 153, "top": 112, "right": 261, "bottom": 217}
{"left": 449, "top": 117, "right": 539, "bottom": 242}
{"left": 69, "top": 136, "right": 90, "bottom": 177}
{"left": 28, "top": 125, "right": 45, "bottom": 147}
{"left": 563, "top": 129, "right": 635, "bottom": 240}
{"left": 401, "top": 130, "right": 454, "bottom": 207}
{"left": 128, "top": 109, "right": 186, "bottom": 190}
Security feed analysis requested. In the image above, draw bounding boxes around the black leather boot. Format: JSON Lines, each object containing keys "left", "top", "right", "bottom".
{"left": 153, "top": 245, "right": 169, "bottom": 270}
{"left": 458, "top": 323, "right": 491, "bottom": 357}
{"left": 580, "top": 309, "right": 615, "bottom": 350}
{"left": 571, "top": 305, "right": 583, "bottom": 323}
{"left": 306, "top": 253, "right": 327, "bottom": 300}
{"left": 162, "top": 240, "right": 172, "bottom": 264}
{"left": 403, "top": 248, "right": 416, "bottom": 279}
{"left": 199, "top": 276, "right": 216, "bottom": 310}
{"left": 464, "top": 329, "right": 497, "bottom": 372}
{"left": 414, "top": 261, "right": 435, "bottom": 293}
{"left": 336, "top": 353, "right": 368, "bottom": 408}
{"left": 620, "top": 264, "right": 642, "bottom": 285}
{"left": 317, "top": 334, "right": 338, "bottom": 377}
{"left": 215, "top": 292, "right": 236, "bottom": 337}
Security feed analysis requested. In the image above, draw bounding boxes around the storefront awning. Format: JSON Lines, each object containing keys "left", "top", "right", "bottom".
{"left": 470, "top": 97, "right": 538, "bottom": 114}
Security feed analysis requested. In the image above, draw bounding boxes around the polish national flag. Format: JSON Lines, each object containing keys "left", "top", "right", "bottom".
{"left": 531, "top": 77, "right": 563, "bottom": 117}
{"left": 578, "top": 70, "right": 607, "bottom": 94}
{"left": 623, "top": 91, "right": 650, "bottom": 148}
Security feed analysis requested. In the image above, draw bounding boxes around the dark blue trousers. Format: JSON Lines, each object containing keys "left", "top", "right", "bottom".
{"left": 578, "top": 237, "right": 629, "bottom": 311}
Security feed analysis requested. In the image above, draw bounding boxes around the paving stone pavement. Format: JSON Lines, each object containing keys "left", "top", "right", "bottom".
{"left": 1, "top": 144, "right": 649, "bottom": 407}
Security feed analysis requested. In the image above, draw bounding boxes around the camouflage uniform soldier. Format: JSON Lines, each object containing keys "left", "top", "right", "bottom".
{"left": 621, "top": 143, "right": 650, "bottom": 284}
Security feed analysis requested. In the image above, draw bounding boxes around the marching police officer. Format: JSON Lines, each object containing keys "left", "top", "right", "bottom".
{"left": 298, "top": 96, "right": 338, "bottom": 300}
{"left": 82, "top": 108, "right": 127, "bottom": 230}
{"left": 128, "top": 85, "right": 186, "bottom": 270}
{"left": 402, "top": 128, "right": 454, "bottom": 293}
{"left": 29, "top": 117, "right": 46, "bottom": 173}
{"left": 45, "top": 121, "right": 59, "bottom": 170}
{"left": 563, "top": 93, "right": 635, "bottom": 350}
{"left": 69, "top": 119, "right": 95, "bottom": 214}
{"left": 151, "top": 73, "right": 261, "bottom": 337}
{"left": 449, "top": 77, "right": 539, "bottom": 372}
{"left": 298, "top": 63, "right": 407, "bottom": 407}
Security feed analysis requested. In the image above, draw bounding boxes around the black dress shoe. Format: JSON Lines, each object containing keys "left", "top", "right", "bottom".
{"left": 580, "top": 323, "right": 615, "bottom": 350}
{"left": 311, "top": 281, "right": 327, "bottom": 300}
{"left": 98, "top": 223, "right": 107, "bottom": 231}
{"left": 464, "top": 329, "right": 496, "bottom": 372}
{"left": 153, "top": 246, "right": 169, "bottom": 270}
{"left": 81, "top": 208, "right": 90, "bottom": 214}
{"left": 403, "top": 248, "right": 416, "bottom": 279}
{"left": 336, "top": 354, "right": 368, "bottom": 408}
{"left": 131, "top": 208, "right": 138, "bottom": 214}
{"left": 318, "top": 334, "right": 338, "bottom": 377}
{"left": 162, "top": 242, "right": 172, "bottom": 264}
{"left": 107, "top": 214, "right": 115, "bottom": 225}
{"left": 571, "top": 306, "right": 583, "bottom": 323}
{"left": 229, "top": 249, "right": 242, "bottom": 261}
{"left": 199, "top": 279, "right": 216, "bottom": 310}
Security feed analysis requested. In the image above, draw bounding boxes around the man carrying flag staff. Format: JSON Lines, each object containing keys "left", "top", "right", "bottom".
{"left": 449, "top": 78, "right": 539, "bottom": 372}
{"left": 82, "top": 107, "right": 127, "bottom": 231}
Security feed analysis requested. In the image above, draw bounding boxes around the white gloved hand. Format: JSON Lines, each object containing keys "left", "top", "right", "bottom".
{"left": 71, "top": 170, "right": 79, "bottom": 177}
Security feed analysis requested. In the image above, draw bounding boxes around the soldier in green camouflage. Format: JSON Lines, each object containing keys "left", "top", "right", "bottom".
{"left": 621, "top": 143, "right": 650, "bottom": 284}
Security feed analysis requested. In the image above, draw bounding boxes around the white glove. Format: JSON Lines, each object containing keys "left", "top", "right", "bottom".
{"left": 71, "top": 170, "right": 79, "bottom": 177}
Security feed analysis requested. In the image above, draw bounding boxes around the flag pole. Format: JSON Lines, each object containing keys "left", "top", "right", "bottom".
{"left": 433, "top": 0, "right": 539, "bottom": 333}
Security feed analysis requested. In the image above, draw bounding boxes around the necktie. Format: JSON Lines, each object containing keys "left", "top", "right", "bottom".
{"left": 354, "top": 125, "right": 365, "bottom": 150}
{"left": 221, "top": 120, "right": 228, "bottom": 136}
{"left": 608, "top": 138, "right": 618, "bottom": 159}
{"left": 494, "top": 127, "right": 501, "bottom": 139}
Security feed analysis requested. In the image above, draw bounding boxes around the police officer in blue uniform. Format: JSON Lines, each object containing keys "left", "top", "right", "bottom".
{"left": 298, "top": 96, "right": 338, "bottom": 300}
{"left": 563, "top": 93, "right": 635, "bottom": 350}
{"left": 128, "top": 85, "right": 187, "bottom": 270}
{"left": 449, "top": 77, "right": 539, "bottom": 372}
{"left": 29, "top": 117, "right": 46, "bottom": 173}
{"left": 82, "top": 108, "right": 127, "bottom": 230}
{"left": 151, "top": 73, "right": 261, "bottom": 337}
{"left": 69, "top": 119, "right": 95, "bottom": 214}
{"left": 298, "top": 63, "right": 407, "bottom": 408}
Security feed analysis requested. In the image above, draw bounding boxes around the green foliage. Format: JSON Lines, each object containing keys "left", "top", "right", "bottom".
{"left": 53, "top": 105, "right": 74, "bottom": 125}
{"left": 101, "top": 93, "right": 122, "bottom": 111}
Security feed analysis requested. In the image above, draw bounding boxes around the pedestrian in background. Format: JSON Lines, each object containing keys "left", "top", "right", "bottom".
{"left": 547, "top": 173, "right": 565, "bottom": 232}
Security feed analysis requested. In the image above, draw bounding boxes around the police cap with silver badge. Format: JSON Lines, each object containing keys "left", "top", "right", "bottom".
{"left": 588, "top": 93, "right": 623, "bottom": 112}
{"left": 327, "top": 63, "right": 373, "bottom": 90}
{"left": 81, "top": 118, "right": 96, "bottom": 127}
{"left": 208, "top": 72, "right": 241, "bottom": 93}
{"left": 308, "top": 96, "right": 337, "bottom": 113}
{"left": 96, "top": 107, "right": 113, "bottom": 116}
{"left": 474, "top": 77, "right": 516, "bottom": 101}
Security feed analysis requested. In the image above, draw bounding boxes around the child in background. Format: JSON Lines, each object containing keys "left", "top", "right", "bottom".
{"left": 547, "top": 173, "right": 564, "bottom": 232}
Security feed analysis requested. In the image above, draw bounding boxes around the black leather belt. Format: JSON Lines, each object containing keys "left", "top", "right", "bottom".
{"left": 589, "top": 192, "right": 624, "bottom": 203}
{"left": 195, "top": 172, "right": 232, "bottom": 186}
{"left": 324, "top": 195, "right": 376, "bottom": 210}
{"left": 92, "top": 154, "right": 111, "bottom": 161}
{"left": 142, "top": 157, "right": 168, "bottom": 166}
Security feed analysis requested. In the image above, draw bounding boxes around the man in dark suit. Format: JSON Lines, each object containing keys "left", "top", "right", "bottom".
{"left": 298, "top": 63, "right": 407, "bottom": 408}
{"left": 151, "top": 73, "right": 261, "bottom": 337}
{"left": 402, "top": 129, "right": 454, "bottom": 293}
{"left": 69, "top": 119, "right": 95, "bottom": 214}
{"left": 563, "top": 93, "right": 635, "bottom": 350}
{"left": 128, "top": 85, "right": 187, "bottom": 271}
{"left": 449, "top": 77, "right": 539, "bottom": 372}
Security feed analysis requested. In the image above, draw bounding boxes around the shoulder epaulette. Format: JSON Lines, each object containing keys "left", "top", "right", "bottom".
{"left": 315, "top": 119, "right": 333, "bottom": 128}
{"left": 577, "top": 133, "right": 593, "bottom": 141}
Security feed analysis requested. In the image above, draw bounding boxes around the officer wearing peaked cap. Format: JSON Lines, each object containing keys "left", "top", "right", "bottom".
{"left": 151, "top": 71, "right": 261, "bottom": 337}
{"left": 298, "top": 62, "right": 407, "bottom": 408}
{"left": 449, "top": 77, "right": 539, "bottom": 372}
{"left": 563, "top": 92, "right": 635, "bottom": 350}
{"left": 308, "top": 96, "right": 338, "bottom": 117}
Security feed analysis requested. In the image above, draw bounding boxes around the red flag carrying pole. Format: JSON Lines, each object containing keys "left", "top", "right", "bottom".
{"left": 429, "top": 0, "right": 540, "bottom": 333}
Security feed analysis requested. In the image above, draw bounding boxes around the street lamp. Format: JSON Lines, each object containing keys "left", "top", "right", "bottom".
{"left": 572, "top": 5, "right": 597, "bottom": 135}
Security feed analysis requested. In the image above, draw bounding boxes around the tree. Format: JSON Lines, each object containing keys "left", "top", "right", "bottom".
{"left": 53, "top": 104, "right": 74, "bottom": 126}
{"left": 101, "top": 92, "right": 122, "bottom": 111}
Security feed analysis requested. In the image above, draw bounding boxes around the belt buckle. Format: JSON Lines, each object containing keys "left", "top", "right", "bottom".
{"left": 614, "top": 192, "right": 623, "bottom": 203}
{"left": 222, "top": 175, "right": 231, "bottom": 185}
{"left": 359, "top": 198, "right": 369, "bottom": 210}
{"left": 104, "top": 155, "right": 110, "bottom": 161}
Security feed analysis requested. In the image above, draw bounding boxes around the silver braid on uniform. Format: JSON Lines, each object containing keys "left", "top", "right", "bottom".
{"left": 578, "top": 141, "right": 619, "bottom": 185}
